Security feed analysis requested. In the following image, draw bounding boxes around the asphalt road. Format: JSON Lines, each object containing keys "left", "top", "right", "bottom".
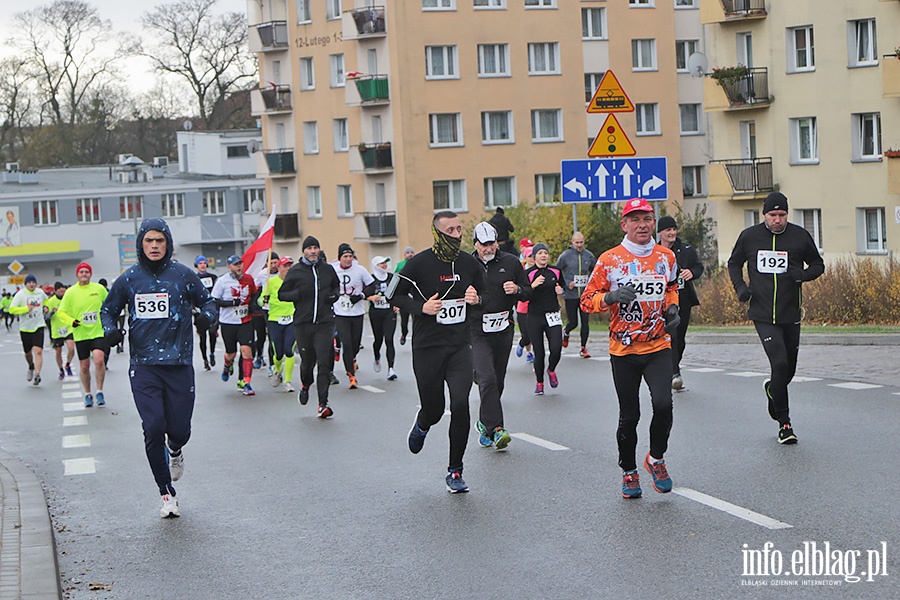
{"left": 0, "top": 326, "right": 897, "bottom": 599}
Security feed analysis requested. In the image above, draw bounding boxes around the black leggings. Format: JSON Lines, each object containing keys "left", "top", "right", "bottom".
{"left": 295, "top": 321, "right": 335, "bottom": 407}
{"left": 754, "top": 321, "right": 800, "bottom": 425}
{"left": 670, "top": 305, "right": 692, "bottom": 375}
{"left": 252, "top": 315, "right": 267, "bottom": 360}
{"left": 564, "top": 298, "right": 590, "bottom": 347}
{"left": 516, "top": 311, "right": 531, "bottom": 348}
{"left": 335, "top": 315, "right": 364, "bottom": 375}
{"left": 369, "top": 309, "right": 396, "bottom": 368}
{"left": 195, "top": 321, "right": 217, "bottom": 359}
{"left": 526, "top": 312, "right": 562, "bottom": 383}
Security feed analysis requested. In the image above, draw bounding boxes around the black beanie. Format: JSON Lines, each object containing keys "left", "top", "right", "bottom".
{"left": 270, "top": 251, "right": 279, "bottom": 260}
{"left": 54, "top": 281, "right": 66, "bottom": 290}
{"left": 302, "top": 236, "right": 320, "bottom": 250}
{"left": 763, "top": 192, "right": 788, "bottom": 214}
{"left": 338, "top": 243, "right": 354, "bottom": 257}
{"left": 657, "top": 216, "right": 677, "bottom": 233}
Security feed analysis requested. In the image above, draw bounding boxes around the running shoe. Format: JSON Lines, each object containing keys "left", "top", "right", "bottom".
{"left": 236, "top": 380, "right": 245, "bottom": 390}
{"left": 203, "top": 361, "right": 210, "bottom": 371}
{"left": 334, "top": 344, "right": 340, "bottom": 362}
{"left": 65, "top": 365, "right": 74, "bottom": 377}
{"left": 763, "top": 379, "right": 776, "bottom": 421}
{"left": 84, "top": 393, "right": 93, "bottom": 408}
{"left": 348, "top": 374, "right": 358, "bottom": 389}
{"left": 400, "top": 335, "right": 406, "bottom": 346}
{"left": 209, "top": 353, "right": 216, "bottom": 367}
{"left": 160, "top": 494, "right": 180, "bottom": 518}
{"left": 579, "top": 346, "right": 591, "bottom": 359}
{"left": 221, "top": 364, "right": 231, "bottom": 382}
{"left": 267, "top": 365, "right": 274, "bottom": 378}
{"left": 778, "top": 423, "right": 798, "bottom": 445}
{"left": 242, "top": 384, "right": 255, "bottom": 396}
{"left": 27, "top": 368, "right": 34, "bottom": 382}
{"left": 534, "top": 382, "right": 544, "bottom": 396}
{"left": 526, "top": 352, "right": 534, "bottom": 363}
{"left": 283, "top": 381, "right": 295, "bottom": 393}
{"left": 253, "top": 357, "right": 262, "bottom": 369}
{"left": 317, "top": 404, "right": 333, "bottom": 419}
{"left": 622, "top": 470, "right": 642, "bottom": 499}
{"left": 58, "top": 369, "right": 65, "bottom": 381}
{"left": 387, "top": 368, "right": 398, "bottom": 381}
{"left": 271, "top": 370, "right": 282, "bottom": 387}
{"left": 373, "top": 359, "right": 381, "bottom": 373}
{"left": 329, "top": 372, "right": 339, "bottom": 385}
{"left": 492, "top": 428, "right": 511, "bottom": 451}
{"left": 643, "top": 454, "right": 673, "bottom": 493}
{"left": 547, "top": 370, "right": 559, "bottom": 388}
{"left": 96, "top": 392, "right": 105, "bottom": 406}
{"left": 169, "top": 449, "right": 184, "bottom": 482}
{"left": 672, "top": 373, "right": 684, "bottom": 391}
{"left": 298, "top": 386, "right": 310, "bottom": 406}
{"left": 476, "top": 421, "right": 493, "bottom": 448}
{"left": 515, "top": 344, "right": 523, "bottom": 358}
{"left": 408, "top": 420, "right": 427, "bottom": 454}
{"left": 562, "top": 332, "right": 569, "bottom": 348}
{"left": 33, "top": 374, "right": 41, "bottom": 386}
{"left": 446, "top": 470, "right": 469, "bottom": 494}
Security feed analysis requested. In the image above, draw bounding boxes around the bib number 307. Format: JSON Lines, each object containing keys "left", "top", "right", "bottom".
{"left": 135, "top": 293, "right": 169, "bottom": 319}
{"left": 437, "top": 298, "right": 466, "bottom": 325}
{"left": 757, "top": 250, "right": 788, "bottom": 274}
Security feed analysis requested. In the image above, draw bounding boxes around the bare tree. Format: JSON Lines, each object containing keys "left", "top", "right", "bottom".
{"left": 0, "top": 57, "right": 36, "bottom": 162}
{"left": 141, "top": 0, "right": 257, "bottom": 130}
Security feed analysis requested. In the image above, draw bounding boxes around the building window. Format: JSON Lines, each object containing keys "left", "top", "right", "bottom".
{"left": 297, "top": 0, "right": 311, "bottom": 23}
{"left": 789, "top": 117, "right": 818, "bottom": 163}
{"left": 482, "top": 111, "right": 513, "bottom": 144}
{"left": 798, "top": 208, "right": 823, "bottom": 251}
{"left": 429, "top": 113, "right": 463, "bottom": 147}
{"left": 433, "top": 179, "right": 466, "bottom": 211}
{"left": 307, "top": 186, "right": 322, "bottom": 218}
{"left": 525, "top": 0, "right": 555, "bottom": 7}
{"left": 474, "top": 0, "right": 505, "bottom": 8}
{"left": 582, "top": 8, "right": 606, "bottom": 40}
{"left": 226, "top": 145, "right": 250, "bottom": 158}
{"left": 629, "top": 0, "right": 653, "bottom": 6}
{"left": 744, "top": 209, "right": 760, "bottom": 228}
{"left": 531, "top": 109, "right": 562, "bottom": 142}
{"left": 202, "top": 190, "right": 226, "bottom": 215}
{"left": 860, "top": 208, "right": 887, "bottom": 252}
{"left": 528, "top": 42, "right": 560, "bottom": 75}
{"left": 682, "top": 166, "right": 704, "bottom": 197}
{"left": 484, "top": 176, "right": 515, "bottom": 208}
{"left": 120, "top": 196, "right": 143, "bottom": 220}
{"left": 300, "top": 57, "right": 315, "bottom": 90}
{"left": 76, "top": 198, "right": 101, "bottom": 223}
{"left": 675, "top": 0, "right": 696, "bottom": 7}
{"left": 478, "top": 43, "right": 509, "bottom": 77}
{"left": 849, "top": 19, "right": 877, "bottom": 66}
{"left": 679, "top": 104, "right": 701, "bottom": 134}
{"left": 33, "top": 200, "right": 58, "bottom": 226}
{"left": 333, "top": 118, "right": 349, "bottom": 152}
{"left": 632, "top": 39, "right": 657, "bottom": 71}
{"left": 162, "top": 193, "right": 185, "bottom": 218}
{"left": 243, "top": 188, "right": 266, "bottom": 213}
{"left": 788, "top": 26, "right": 815, "bottom": 72}
{"left": 423, "top": 0, "right": 455, "bottom": 9}
{"left": 852, "top": 113, "right": 881, "bottom": 160}
{"left": 584, "top": 72, "right": 604, "bottom": 103}
{"left": 337, "top": 185, "right": 353, "bottom": 217}
{"left": 675, "top": 40, "right": 698, "bottom": 72}
{"left": 326, "top": 0, "right": 342, "bottom": 20}
{"left": 330, "top": 53, "right": 345, "bottom": 87}
{"left": 535, "top": 174, "right": 560, "bottom": 203}
{"left": 303, "top": 121, "right": 319, "bottom": 154}
{"left": 636, "top": 103, "right": 659, "bottom": 135}
{"left": 426, "top": 45, "right": 458, "bottom": 79}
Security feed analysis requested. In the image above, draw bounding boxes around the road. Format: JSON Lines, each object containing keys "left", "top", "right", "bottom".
{"left": 0, "top": 326, "right": 897, "bottom": 599}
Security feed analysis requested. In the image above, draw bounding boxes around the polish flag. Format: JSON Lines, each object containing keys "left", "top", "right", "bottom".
{"left": 241, "top": 208, "right": 277, "bottom": 280}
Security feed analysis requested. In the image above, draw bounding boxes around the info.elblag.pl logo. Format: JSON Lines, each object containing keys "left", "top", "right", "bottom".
{"left": 741, "top": 541, "right": 889, "bottom": 586}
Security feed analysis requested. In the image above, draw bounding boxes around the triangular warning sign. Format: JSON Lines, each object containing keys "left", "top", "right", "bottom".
{"left": 587, "top": 70, "right": 634, "bottom": 114}
{"left": 588, "top": 114, "right": 635, "bottom": 157}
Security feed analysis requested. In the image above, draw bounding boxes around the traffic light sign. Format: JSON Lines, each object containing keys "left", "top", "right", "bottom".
{"left": 588, "top": 114, "right": 635, "bottom": 157}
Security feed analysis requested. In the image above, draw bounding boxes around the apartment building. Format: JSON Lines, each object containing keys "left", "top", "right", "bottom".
{"left": 702, "top": 0, "right": 900, "bottom": 264}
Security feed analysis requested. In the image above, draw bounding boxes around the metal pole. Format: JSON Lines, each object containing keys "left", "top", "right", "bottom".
{"left": 572, "top": 203, "right": 578, "bottom": 234}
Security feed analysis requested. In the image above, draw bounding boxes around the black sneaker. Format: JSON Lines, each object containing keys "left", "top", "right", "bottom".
{"left": 400, "top": 335, "right": 406, "bottom": 346}
{"left": 763, "top": 379, "right": 777, "bottom": 421}
{"left": 778, "top": 423, "right": 798, "bottom": 445}
{"left": 446, "top": 470, "right": 469, "bottom": 493}
{"left": 329, "top": 372, "right": 339, "bottom": 385}
{"left": 408, "top": 421, "right": 428, "bottom": 454}
{"left": 298, "top": 386, "right": 310, "bottom": 406}
{"left": 209, "top": 353, "right": 216, "bottom": 367}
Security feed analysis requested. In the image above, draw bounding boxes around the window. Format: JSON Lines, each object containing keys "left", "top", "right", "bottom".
{"left": 300, "top": 57, "right": 315, "bottom": 90}
{"left": 326, "top": 0, "right": 341, "bottom": 20}
{"left": 330, "top": 53, "right": 345, "bottom": 87}
{"left": 478, "top": 44, "right": 509, "bottom": 77}
{"left": 33, "top": 200, "right": 58, "bottom": 226}
{"left": 675, "top": 0, "right": 696, "bottom": 7}
{"left": 789, "top": 117, "right": 817, "bottom": 163}
{"left": 226, "top": 145, "right": 250, "bottom": 158}
{"left": 243, "top": 188, "right": 265, "bottom": 213}
{"left": 629, "top": 0, "right": 653, "bottom": 5}
{"left": 484, "top": 176, "right": 515, "bottom": 208}
{"left": 675, "top": 40, "right": 698, "bottom": 72}
{"left": 202, "top": 190, "right": 226, "bottom": 215}
{"left": 425, "top": 45, "right": 458, "bottom": 79}
{"left": 679, "top": 104, "right": 701, "bottom": 134}
{"left": 423, "top": 0, "right": 455, "bottom": 8}
{"left": 429, "top": 113, "right": 463, "bottom": 147}
{"left": 474, "top": 0, "right": 505, "bottom": 8}
{"left": 531, "top": 109, "right": 562, "bottom": 142}
{"left": 584, "top": 72, "right": 604, "bottom": 103}
{"left": 861, "top": 208, "right": 887, "bottom": 252}
{"left": 788, "top": 26, "right": 815, "bottom": 72}
{"left": 535, "top": 174, "right": 560, "bottom": 203}
{"left": 162, "top": 193, "right": 185, "bottom": 218}
{"left": 582, "top": 8, "right": 606, "bottom": 40}
{"left": 632, "top": 39, "right": 657, "bottom": 71}
{"left": 433, "top": 179, "right": 467, "bottom": 211}
{"left": 636, "top": 103, "right": 659, "bottom": 135}
{"left": 798, "top": 208, "right": 823, "bottom": 250}
{"left": 852, "top": 113, "right": 882, "bottom": 160}
{"left": 528, "top": 42, "right": 560, "bottom": 75}
{"left": 76, "top": 198, "right": 101, "bottom": 223}
{"left": 120, "top": 196, "right": 142, "bottom": 220}
{"left": 525, "top": 0, "right": 555, "bottom": 7}
{"left": 333, "top": 118, "right": 349, "bottom": 152}
{"left": 307, "top": 186, "right": 322, "bottom": 218}
{"left": 849, "top": 19, "right": 877, "bottom": 66}
{"left": 337, "top": 185, "right": 353, "bottom": 217}
{"left": 744, "top": 209, "right": 760, "bottom": 228}
{"left": 303, "top": 121, "right": 318, "bottom": 154}
{"left": 682, "top": 166, "right": 704, "bottom": 197}
{"left": 482, "top": 111, "right": 513, "bottom": 144}
{"left": 297, "top": 0, "right": 311, "bottom": 23}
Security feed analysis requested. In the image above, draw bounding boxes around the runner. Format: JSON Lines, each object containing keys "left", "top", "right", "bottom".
{"left": 581, "top": 198, "right": 681, "bottom": 498}
{"left": 525, "top": 243, "right": 565, "bottom": 395}
{"left": 101, "top": 217, "right": 218, "bottom": 518}
{"left": 210, "top": 255, "right": 258, "bottom": 396}
{"left": 278, "top": 236, "right": 340, "bottom": 417}
{"left": 557, "top": 231, "right": 596, "bottom": 358}
{"left": 389, "top": 210, "right": 485, "bottom": 493}
{"left": 394, "top": 246, "right": 415, "bottom": 345}
{"left": 331, "top": 243, "right": 374, "bottom": 390}
{"left": 251, "top": 253, "right": 278, "bottom": 371}
{"left": 194, "top": 255, "right": 218, "bottom": 370}
{"left": 1, "top": 291, "right": 13, "bottom": 330}
{"left": 657, "top": 216, "right": 704, "bottom": 390}
{"left": 364, "top": 255, "right": 399, "bottom": 381}
{"left": 514, "top": 245, "right": 535, "bottom": 363}
{"left": 57, "top": 262, "right": 109, "bottom": 407}
{"left": 8, "top": 274, "right": 49, "bottom": 386}
{"left": 44, "top": 282, "right": 76, "bottom": 380}
{"left": 726, "top": 192, "right": 824, "bottom": 444}
{"left": 470, "top": 222, "right": 531, "bottom": 450}
{"left": 261, "top": 256, "right": 297, "bottom": 393}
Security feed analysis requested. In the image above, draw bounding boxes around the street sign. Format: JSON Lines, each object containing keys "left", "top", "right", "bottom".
{"left": 9, "top": 275, "right": 24, "bottom": 284}
{"left": 588, "top": 114, "right": 635, "bottom": 157}
{"left": 586, "top": 70, "right": 634, "bottom": 114}
{"left": 561, "top": 157, "right": 668, "bottom": 203}
{"left": 7, "top": 259, "right": 24, "bottom": 275}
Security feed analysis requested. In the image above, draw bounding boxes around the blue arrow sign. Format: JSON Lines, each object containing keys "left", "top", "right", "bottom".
{"left": 561, "top": 157, "right": 668, "bottom": 203}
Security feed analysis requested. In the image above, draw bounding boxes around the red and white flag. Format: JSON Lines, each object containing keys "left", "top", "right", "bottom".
{"left": 241, "top": 208, "right": 277, "bottom": 280}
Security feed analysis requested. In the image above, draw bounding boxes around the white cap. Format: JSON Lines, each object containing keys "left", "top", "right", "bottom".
{"left": 474, "top": 222, "right": 497, "bottom": 244}
{"left": 372, "top": 255, "right": 390, "bottom": 265}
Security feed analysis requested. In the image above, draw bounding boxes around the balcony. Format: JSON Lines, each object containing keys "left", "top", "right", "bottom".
{"left": 709, "top": 157, "right": 774, "bottom": 199}
{"left": 884, "top": 56, "right": 900, "bottom": 98}
{"left": 357, "top": 212, "right": 398, "bottom": 243}
{"left": 263, "top": 149, "right": 295, "bottom": 176}
{"left": 704, "top": 67, "right": 770, "bottom": 111}
{"left": 345, "top": 6, "right": 386, "bottom": 39}
{"left": 701, "top": 0, "right": 767, "bottom": 25}
{"left": 346, "top": 74, "right": 390, "bottom": 106}
{"left": 251, "top": 85, "right": 292, "bottom": 115}
{"left": 250, "top": 21, "right": 289, "bottom": 53}
{"left": 355, "top": 142, "right": 393, "bottom": 173}
{"left": 274, "top": 213, "right": 301, "bottom": 240}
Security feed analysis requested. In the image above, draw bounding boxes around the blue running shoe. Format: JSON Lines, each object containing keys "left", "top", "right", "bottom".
{"left": 446, "top": 470, "right": 469, "bottom": 493}
{"left": 643, "top": 454, "right": 673, "bottom": 493}
{"left": 622, "top": 470, "right": 642, "bottom": 499}
{"left": 526, "top": 352, "right": 534, "bottom": 363}
{"left": 492, "top": 428, "right": 511, "bottom": 451}
{"left": 476, "top": 421, "right": 493, "bottom": 448}
{"left": 547, "top": 370, "right": 559, "bottom": 388}
{"left": 515, "top": 344, "right": 523, "bottom": 358}
{"left": 84, "top": 393, "right": 93, "bottom": 408}
{"left": 221, "top": 364, "right": 231, "bottom": 382}
{"left": 96, "top": 392, "right": 105, "bottom": 406}
{"left": 242, "top": 383, "right": 255, "bottom": 396}
{"left": 408, "top": 421, "right": 428, "bottom": 454}
{"left": 253, "top": 357, "right": 262, "bottom": 369}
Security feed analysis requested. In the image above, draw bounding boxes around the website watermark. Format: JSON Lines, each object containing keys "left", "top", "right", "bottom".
{"left": 740, "top": 541, "right": 889, "bottom": 586}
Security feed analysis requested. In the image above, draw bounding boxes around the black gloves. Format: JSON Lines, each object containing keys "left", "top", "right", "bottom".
{"left": 786, "top": 267, "right": 806, "bottom": 283}
{"left": 736, "top": 285, "right": 752, "bottom": 303}
{"left": 603, "top": 284, "right": 637, "bottom": 306}
{"left": 349, "top": 294, "right": 365, "bottom": 305}
{"left": 72, "top": 319, "right": 81, "bottom": 328}
{"left": 105, "top": 328, "right": 125, "bottom": 347}
{"left": 664, "top": 304, "right": 681, "bottom": 334}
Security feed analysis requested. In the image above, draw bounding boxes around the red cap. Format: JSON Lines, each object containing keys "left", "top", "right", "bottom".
{"left": 75, "top": 261, "right": 93, "bottom": 275}
{"left": 621, "top": 198, "right": 654, "bottom": 217}
{"left": 277, "top": 256, "right": 294, "bottom": 266}
{"left": 519, "top": 237, "right": 534, "bottom": 249}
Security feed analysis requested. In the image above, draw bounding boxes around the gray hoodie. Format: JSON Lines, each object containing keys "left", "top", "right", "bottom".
{"left": 556, "top": 245, "right": 597, "bottom": 300}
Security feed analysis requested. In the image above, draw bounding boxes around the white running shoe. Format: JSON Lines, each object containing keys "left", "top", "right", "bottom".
{"left": 160, "top": 494, "right": 180, "bottom": 518}
{"left": 373, "top": 360, "right": 382, "bottom": 373}
{"left": 671, "top": 374, "right": 684, "bottom": 391}
{"left": 27, "top": 368, "right": 34, "bottom": 382}
{"left": 169, "top": 451, "right": 184, "bottom": 482}
{"left": 283, "top": 381, "right": 295, "bottom": 393}
{"left": 387, "top": 367, "right": 397, "bottom": 381}
{"left": 271, "top": 371, "right": 282, "bottom": 387}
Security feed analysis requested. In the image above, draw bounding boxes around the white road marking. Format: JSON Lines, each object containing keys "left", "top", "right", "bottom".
{"left": 359, "top": 385, "right": 385, "bottom": 394}
{"left": 63, "top": 402, "right": 85, "bottom": 412}
{"left": 62, "top": 434, "right": 91, "bottom": 448}
{"left": 63, "top": 457, "right": 96, "bottom": 475}
{"left": 62, "top": 383, "right": 80, "bottom": 390}
{"left": 790, "top": 376, "right": 821, "bottom": 382}
{"left": 563, "top": 354, "right": 609, "bottom": 362}
{"left": 63, "top": 416, "right": 88, "bottom": 427}
{"left": 686, "top": 367, "right": 724, "bottom": 373}
{"left": 674, "top": 487, "right": 793, "bottom": 530}
{"left": 828, "top": 381, "right": 882, "bottom": 390}
{"left": 510, "top": 433, "right": 569, "bottom": 451}
{"left": 728, "top": 371, "right": 768, "bottom": 378}
{"left": 62, "top": 391, "right": 83, "bottom": 399}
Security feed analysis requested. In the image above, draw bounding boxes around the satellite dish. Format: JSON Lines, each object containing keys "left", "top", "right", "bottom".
{"left": 687, "top": 52, "right": 709, "bottom": 78}
{"left": 247, "top": 139, "right": 261, "bottom": 153}
{"left": 182, "top": 120, "right": 193, "bottom": 131}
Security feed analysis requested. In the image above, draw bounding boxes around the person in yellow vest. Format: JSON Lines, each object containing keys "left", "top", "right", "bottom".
{"left": 8, "top": 274, "right": 49, "bottom": 385}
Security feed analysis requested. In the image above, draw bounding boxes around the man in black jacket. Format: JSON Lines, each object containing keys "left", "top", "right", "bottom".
{"left": 488, "top": 207, "right": 515, "bottom": 255}
{"left": 470, "top": 222, "right": 532, "bottom": 451}
{"left": 657, "top": 216, "right": 704, "bottom": 391}
{"left": 278, "top": 236, "right": 341, "bottom": 418}
{"left": 727, "top": 192, "right": 824, "bottom": 444}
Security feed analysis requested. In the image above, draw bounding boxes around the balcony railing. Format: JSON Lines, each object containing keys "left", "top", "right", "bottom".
{"left": 254, "top": 21, "right": 289, "bottom": 50}
{"left": 700, "top": 0, "right": 767, "bottom": 24}
{"left": 264, "top": 149, "right": 295, "bottom": 175}
{"left": 712, "top": 157, "right": 774, "bottom": 194}
{"left": 715, "top": 67, "right": 770, "bottom": 107}
{"left": 722, "top": 0, "right": 766, "bottom": 17}
{"left": 357, "top": 142, "right": 393, "bottom": 171}
{"left": 361, "top": 211, "right": 398, "bottom": 239}
{"left": 352, "top": 75, "right": 390, "bottom": 103}
{"left": 349, "top": 6, "right": 386, "bottom": 37}
{"left": 259, "top": 85, "right": 292, "bottom": 111}
{"left": 274, "top": 213, "right": 301, "bottom": 240}
{"left": 883, "top": 55, "right": 900, "bottom": 98}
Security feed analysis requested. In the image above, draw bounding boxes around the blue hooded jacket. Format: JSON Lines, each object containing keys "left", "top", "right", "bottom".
{"left": 101, "top": 218, "right": 218, "bottom": 366}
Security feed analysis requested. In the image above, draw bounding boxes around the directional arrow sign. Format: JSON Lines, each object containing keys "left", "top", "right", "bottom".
{"left": 561, "top": 157, "right": 668, "bottom": 203}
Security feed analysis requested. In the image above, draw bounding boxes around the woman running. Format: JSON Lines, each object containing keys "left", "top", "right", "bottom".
{"left": 525, "top": 243, "right": 565, "bottom": 395}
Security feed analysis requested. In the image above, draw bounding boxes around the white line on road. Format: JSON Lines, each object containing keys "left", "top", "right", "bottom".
{"left": 674, "top": 487, "right": 792, "bottom": 530}
{"left": 62, "top": 434, "right": 91, "bottom": 448}
{"left": 359, "top": 385, "right": 385, "bottom": 394}
{"left": 63, "top": 402, "right": 85, "bottom": 412}
{"left": 686, "top": 367, "right": 724, "bottom": 373}
{"left": 790, "top": 376, "right": 821, "bottom": 382}
{"left": 510, "top": 433, "right": 570, "bottom": 451}
{"left": 828, "top": 382, "right": 882, "bottom": 390}
{"left": 62, "top": 383, "right": 81, "bottom": 390}
{"left": 728, "top": 371, "right": 768, "bottom": 378}
{"left": 63, "top": 416, "right": 88, "bottom": 427}
{"left": 63, "top": 457, "right": 96, "bottom": 475}
{"left": 62, "top": 391, "right": 83, "bottom": 399}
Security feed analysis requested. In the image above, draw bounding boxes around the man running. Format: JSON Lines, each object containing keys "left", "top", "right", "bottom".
{"left": 211, "top": 255, "right": 258, "bottom": 396}
{"left": 365, "top": 256, "right": 399, "bottom": 381}
{"left": 656, "top": 216, "right": 704, "bottom": 390}
{"left": 58, "top": 262, "right": 109, "bottom": 407}
{"left": 101, "top": 217, "right": 218, "bottom": 518}
{"left": 389, "top": 211, "right": 485, "bottom": 493}
{"left": 45, "top": 282, "right": 76, "bottom": 380}
{"left": 470, "top": 222, "right": 531, "bottom": 450}
{"left": 727, "top": 192, "right": 824, "bottom": 445}
{"left": 581, "top": 198, "right": 681, "bottom": 499}
{"left": 262, "top": 256, "right": 297, "bottom": 393}
{"left": 1, "top": 291, "right": 13, "bottom": 330}
{"left": 8, "top": 274, "right": 49, "bottom": 386}
{"left": 194, "top": 255, "right": 218, "bottom": 370}
{"left": 394, "top": 246, "right": 415, "bottom": 345}
{"left": 557, "top": 231, "right": 596, "bottom": 358}
{"left": 252, "top": 253, "right": 278, "bottom": 370}
{"left": 331, "top": 243, "right": 374, "bottom": 390}
{"left": 525, "top": 243, "right": 565, "bottom": 395}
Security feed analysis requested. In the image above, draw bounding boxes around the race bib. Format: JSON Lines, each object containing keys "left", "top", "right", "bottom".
{"left": 545, "top": 311, "right": 562, "bottom": 327}
{"left": 373, "top": 296, "right": 389, "bottom": 309}
{"left": 757, "top": 250, "right": 788, "bottom": 274}
{"left": 677, "top": 276, "right": 685, "bottom": 290}
{"left": 81, "top": 311, "right": 98, "bottom": 325}
{"left": 338, "top": 295, "right": 353, "bottom": 311}
{"left": 199, "top": 277, "right": 213, "bottom": 289}
{"left": 233, "top": 305, "right": 248, "bottom": 319}
{"left": 135, "top": 293, "right": 169, "bottom": 319}
{"left": 436, "top": 298, "right": 466, "bottom": 325}
{"left": 58, "top": 327, "right": 68, "bottom": 337}
{"left": 631, "top": 275, "right": 666, "bottom": 302}
{"left": 482, "top": 310, "right": 510, "bottom": 333}
{"left": 277, "top": 315, "right": 293, "bottom": 325}
{"left": 573, "top": 274, "right": 589, "bottom": 287}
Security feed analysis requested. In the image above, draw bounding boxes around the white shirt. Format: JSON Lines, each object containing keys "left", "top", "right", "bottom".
{"left": 330, "top": 261, "right": 374, "bottom": 317}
